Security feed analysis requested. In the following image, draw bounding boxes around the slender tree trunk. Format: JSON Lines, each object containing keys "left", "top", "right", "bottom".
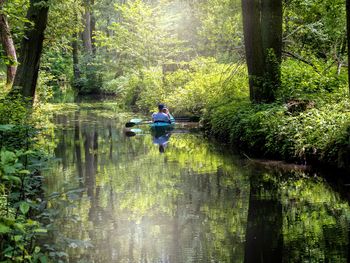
{"left": 72, "top": 8, "right": 81, "bottom": 91}
{"left": 82, "top": 0, "right": 93, "bottom": 53}
{"left": 242, "top": 0, "right": 282, "bottom": 103}
{"left": 90, "top": 0, "right": 96, "bottom": 54}
{"left": 12, "top": 0, "right": 49, "bottom": 100}
{"left": 72, "top": 33, "right": 81, "bottom": 88}
{"left": 347, "top": 0, "right": 350, "bottom": 94}
{"left": 0, "top": 0, "right": 17, "bottom": 86}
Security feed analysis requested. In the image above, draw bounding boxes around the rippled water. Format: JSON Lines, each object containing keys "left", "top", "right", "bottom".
{"left": 44, "top": 103, "right": 350, "bottom": 263}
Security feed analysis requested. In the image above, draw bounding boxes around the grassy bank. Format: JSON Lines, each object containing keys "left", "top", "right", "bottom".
{"left": 206, "top": 100, "right": 350, "bottom": 169}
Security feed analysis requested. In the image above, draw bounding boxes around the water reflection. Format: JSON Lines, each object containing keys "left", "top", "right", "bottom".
{"left": 152, "top": 130, "right": 171, "bottom": 153}
{"left": 244, "top": 171, "right": 283, "bottom": 263}
{"left": 45, "top": 105, "right": 350, "bottom": 263}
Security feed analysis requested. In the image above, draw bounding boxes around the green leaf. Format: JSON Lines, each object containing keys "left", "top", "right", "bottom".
{"left": 34, "top": 246, "right": 41, "bottom": 254}
{"left": 20, "top": 202, "right": 30, "bottom": 215}
{"left": 39, "top": 255, "right": 48, "bottom": 263}
{"left": 2, "top": 175, "right": 21, "bottom": 184}
{"left": 1, "top": 150, "right": 16, "bottom": 164}
{"left": 19, "top": 170, "right": 31, "bottom": 175}
{"left": 0, "top": 223, "right": 11, "bottom": 234}
{"left": 14, "top": 223, "right": 25, "bottom": 233}
{"left": 14, "top": 235, "right": 22, "bottom": 242}
{"left": 0, "top": 124, "right": 15, "bottom": 132}
{"left": 33, "top": 228, "right": 48, "bottom": 233}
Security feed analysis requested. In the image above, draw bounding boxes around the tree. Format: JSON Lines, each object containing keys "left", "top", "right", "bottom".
{"left": 347, "top": 0, "right": 350, "bottom": 93}
{"left": 241, "top": 0, "right": 282, "bottom": 103}
{"left": 0, "top": 0, "right": 17, "bottom": 86}
{"left": 283, "top": 0, "right": 346, "bottom": 75}
{"left": 82, "top": 0, "right": 93, "bottom": 53}
{"left": 12, "top": 0, "right": 50, "bottom": 100}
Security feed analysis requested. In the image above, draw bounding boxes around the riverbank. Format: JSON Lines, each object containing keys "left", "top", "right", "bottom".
{"left": 115, "top": 58, "right": 350, "bottom": 172}
{"left": 0, "top": 96, "right": 57, "bottom": 262}
{"left": 203, "top": 98, "right": 350, "bottom": 171}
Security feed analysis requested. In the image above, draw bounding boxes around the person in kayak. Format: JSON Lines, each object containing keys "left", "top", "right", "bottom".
{"left": 152, "top": 104, "right": 171, "bottom": 123}
{"left": 162, "top": 106, "right": 174, "bottom": 122}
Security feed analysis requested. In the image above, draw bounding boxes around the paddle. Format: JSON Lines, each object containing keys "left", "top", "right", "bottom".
{"left": 125, "top": 127, "right": 190, "bottom": 137}
{"left": 125, "top": 116, "right": 194, "bottom": 128}
{"left": 125, "top": 119, "right": 152, "bottom": 127}
{"left": 124, "top": 128, "right": 143, "bottom": 137}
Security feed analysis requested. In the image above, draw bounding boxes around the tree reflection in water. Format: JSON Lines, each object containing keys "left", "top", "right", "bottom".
{"left": 45, "top": 105, "right": 350, "bottom": 263}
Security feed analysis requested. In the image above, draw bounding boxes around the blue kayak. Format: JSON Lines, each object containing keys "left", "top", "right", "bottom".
{"left": 150, "top": 117, "right": 175, "bottom": 130}
{"left": 150, "top": 121, "right": 175, "bottom": 129}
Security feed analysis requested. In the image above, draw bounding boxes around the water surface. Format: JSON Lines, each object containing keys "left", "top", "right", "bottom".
{"left": 45, "top": 103, "right": 350, "bottom": 263}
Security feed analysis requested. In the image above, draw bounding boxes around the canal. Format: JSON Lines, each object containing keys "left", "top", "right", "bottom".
{"left": 44, "top": 102, "right": 350, "bottom": 262}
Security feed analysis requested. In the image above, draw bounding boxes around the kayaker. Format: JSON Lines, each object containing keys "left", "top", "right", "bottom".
{"left": 162, "top": 106, "right": 174, "bottom": 122}
{"left": 152, "top": 104, "right": 171, "bottom": 123}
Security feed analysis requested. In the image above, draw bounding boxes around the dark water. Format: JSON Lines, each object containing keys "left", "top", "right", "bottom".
{"left": 45, "top": 103, "right": 350, "bottom": 263}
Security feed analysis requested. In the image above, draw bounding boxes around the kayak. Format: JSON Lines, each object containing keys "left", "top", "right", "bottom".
{"left": 150, "top": 120, "right": 175, "bottom": 130}
{"left": 125, "top": 117, "right": 175, "bottom": 130}
{"left": 150, "top": 117, "right": 175, "bottom": 130}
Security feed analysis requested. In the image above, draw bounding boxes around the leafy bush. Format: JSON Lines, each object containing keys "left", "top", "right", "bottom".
{"left": 206, "top": 99, "right": 350, "bottom": 168}
{"left": 164, "top": 57, "right": 248, "bottom": 115}
{"left": 135, "top": 68, "right": 165, "bottom": 113}
{"left": 101, "top": 76, "right": 130, "bottom": 95}
{"left": 0, "top": 95, "right": 53, "bottom": 262}
{"left": 118, "top": 57, "right": 248, "bottom": 115}
{"left": 278, "top": 59, "right": 348, "bottom": 102}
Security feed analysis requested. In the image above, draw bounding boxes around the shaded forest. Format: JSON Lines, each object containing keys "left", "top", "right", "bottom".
{"left": 1, "top": 0, "right": 350, "bottom": 261}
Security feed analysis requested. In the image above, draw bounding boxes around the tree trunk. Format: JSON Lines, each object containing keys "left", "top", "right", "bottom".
{"left": 12, "top": 0, "right": 49, "bottom": 100}
{"left": 347, "top": 0, "right": 350, "bottom": 94}
{"left": 82, "top": 0, "right": 93, "bottom": 53}
{"left": 242, "top": 0, "right": 282, "bottom": 103}
{"left": 72, "top": 33, "right": 81, "bottom": 89}
{"left": 90, "top": 0, "right": 96, "bottom": 53}
{"left": 0, "top": 0, "right": 17, "bottom": 86}
{"left": 242, "top": 0, "right": 264, "bottom": 102}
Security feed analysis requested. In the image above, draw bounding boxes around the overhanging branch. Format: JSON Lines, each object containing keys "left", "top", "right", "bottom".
{"left": 282, "top": 50, "right": 320, "bottom": 74}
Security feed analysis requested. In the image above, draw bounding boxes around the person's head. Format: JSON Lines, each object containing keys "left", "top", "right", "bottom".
{"left": 162, "top": 107, "right": 169, "bottom": 114}
{"left": 158, "top": 104, "right": 165, "bottom": 112}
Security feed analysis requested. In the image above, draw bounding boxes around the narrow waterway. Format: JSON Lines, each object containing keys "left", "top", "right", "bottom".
{"left": 44, "top": 103, "right": 350, "bottom": 263}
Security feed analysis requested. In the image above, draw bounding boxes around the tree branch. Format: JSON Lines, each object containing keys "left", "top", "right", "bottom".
{"left": 282, "top": 50, "right": 320, "bottom": 74}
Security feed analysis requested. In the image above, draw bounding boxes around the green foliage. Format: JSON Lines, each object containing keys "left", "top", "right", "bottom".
{"left": 120, "top": 57, "right": 248, "bottom": 115}
{"left": 0, "top": 95, "right": 58, "bottom": 262}
{"left": 284, "top": 0, "right": 346, "bottom": 61}
{"left": 0, "top": 95, "right": 28, "bottom": 126}
{"left": 45, "top": 0, "right": 83, "bottom": 51}
{"left": 133, "top": 68, "right": 165, "bottom": 113}
{"left": 201, "top": 59, "right": 349, "bottom": 168}
{"left": 196, "top": 0, "right": 243, "bottom": 60}
{"left": 0, "top": 146, "right": 50, "bottom": 262}
{"left": 164, "top": 58, "right": 245, "bottom": 115}
{"left": 278, "top": 59, "right": 348, "bottom": 102}
{"left": 2, "top": 0, "right": 30, "bottom": 46}
{"left": 207, "top": 98, "right": 350, "bottom": 168}
{"left": 77, "top": 53, "right": 103, "bottom": 94}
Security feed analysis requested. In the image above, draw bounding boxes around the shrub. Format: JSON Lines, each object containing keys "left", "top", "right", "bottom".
{"left": 206, "top": 99, "right": 350, "bottom": 168}
{"left": 164, "top": 57, "right": 249, "bottom": 115}
{"left": 278, "top": 59, "right": 348, "bottom": 102}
